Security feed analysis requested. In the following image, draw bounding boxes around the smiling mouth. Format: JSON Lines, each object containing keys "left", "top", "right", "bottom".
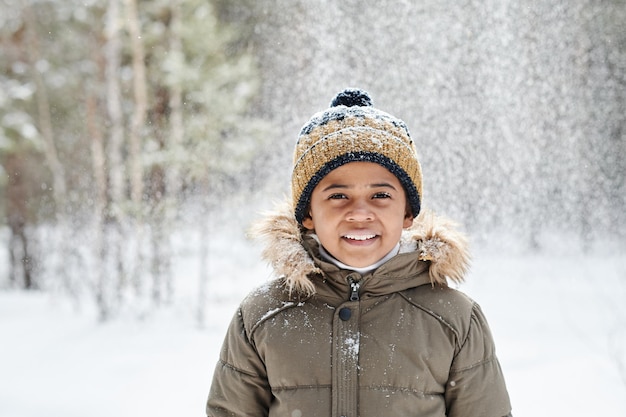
{"left": 343, "top": 234, "right": 377, "bottom": 241}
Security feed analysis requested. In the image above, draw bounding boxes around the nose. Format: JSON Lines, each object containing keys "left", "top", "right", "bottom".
{"left": 346, "top": 200, "right": 373, "bottom": 222}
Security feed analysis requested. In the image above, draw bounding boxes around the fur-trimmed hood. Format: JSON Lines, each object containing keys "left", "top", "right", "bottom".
{"left": 249, "top": 201, "right": 471, "bottom": 297}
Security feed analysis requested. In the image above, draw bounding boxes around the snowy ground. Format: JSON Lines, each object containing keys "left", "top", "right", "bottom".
{"left": 1, "top": 245, "right": 625, "bottom": 417}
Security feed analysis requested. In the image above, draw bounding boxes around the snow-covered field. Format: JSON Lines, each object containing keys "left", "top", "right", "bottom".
{"left": 1, "top": 240, "right": 625, "bottom": 417}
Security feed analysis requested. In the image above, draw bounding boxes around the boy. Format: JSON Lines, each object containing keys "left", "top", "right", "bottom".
{"left": 206, "top": 89, "right": 512, "bottom": 417}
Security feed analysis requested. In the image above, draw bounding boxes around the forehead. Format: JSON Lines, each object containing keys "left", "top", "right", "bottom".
{"left": 318, "top": 161, "right": 401, "bottom": 185}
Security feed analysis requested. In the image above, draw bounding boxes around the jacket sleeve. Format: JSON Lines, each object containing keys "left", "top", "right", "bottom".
{"left": 206, "top": 308, "right": 272, "bottom": 417}
{"left": 444, "top": 303, "right": 512, "bottom": 417}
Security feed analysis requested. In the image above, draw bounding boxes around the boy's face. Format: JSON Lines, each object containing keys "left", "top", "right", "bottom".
{"left": 302, "top": 162, "right": 414, "bottom": 268}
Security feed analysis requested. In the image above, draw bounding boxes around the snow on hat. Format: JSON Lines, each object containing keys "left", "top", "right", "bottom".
{"left": 292, "top": 88, "right": 423, "bottom": 224}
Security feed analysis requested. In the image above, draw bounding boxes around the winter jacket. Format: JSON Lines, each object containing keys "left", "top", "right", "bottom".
{"left": 206, "top": 206, "right": 512, "bottom": 417}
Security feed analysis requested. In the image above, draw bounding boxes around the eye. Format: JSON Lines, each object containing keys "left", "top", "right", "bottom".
{"left": 328, "top": 193, "right": 347, "bottom": 200}
{"left": 372, "top": 192, "right": 392, "bottom": 199}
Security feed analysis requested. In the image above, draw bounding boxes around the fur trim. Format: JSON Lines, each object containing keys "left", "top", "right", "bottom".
{"left": 407, "top": 209, "right": 471, "bottom": 285}
{"left": 248, "top": 201, "right": 320, "bottom": 297}
{"left": 249, "top": 202, "right": 470, "bottom": 296}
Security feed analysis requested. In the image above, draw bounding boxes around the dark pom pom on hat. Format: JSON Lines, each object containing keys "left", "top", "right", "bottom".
{"left": 330, "top": 88, "right": 373, "bottom": 108}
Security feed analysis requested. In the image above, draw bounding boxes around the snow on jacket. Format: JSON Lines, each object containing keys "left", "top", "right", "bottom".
{"left": 206, "top": 205, "right": 512, "bottom": 417}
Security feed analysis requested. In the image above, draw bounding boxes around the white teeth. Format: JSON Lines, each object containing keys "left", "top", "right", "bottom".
{"left": 344, "top": 234, "right": 376, "bottom": 241}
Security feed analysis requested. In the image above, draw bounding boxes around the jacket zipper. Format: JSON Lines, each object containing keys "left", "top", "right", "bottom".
{"left": 348, "top": 277, "right": 361, "bottom": 301}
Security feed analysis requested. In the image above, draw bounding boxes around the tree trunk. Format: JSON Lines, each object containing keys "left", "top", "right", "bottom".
{"left": 102, "top": 0, "right": 126, "bottom": 319}
{"left": 167, "top": 2, "right": 184, "bottom": 200}
{"left": 105, "top": 0, "right": 125, "bottom": 210}
{"left": 125, "top": 0, "right": 149, "bottom": 297}
{"left": 5, "top": 154, "right": 34, "bottom": 289}
{"left": 22, "top": 3, "right": 69, "bottom": 290}
{"left": 125, "top": 0, "right": 147, "bottom": 207}
{"left": 163, "top": 2, "right": 186, "bottom": 304}
{"left": 86, "top": 88, "right": 109, "bottom": 318}
{"left": 22, "top": 5, "right": 67, "bottom": 207}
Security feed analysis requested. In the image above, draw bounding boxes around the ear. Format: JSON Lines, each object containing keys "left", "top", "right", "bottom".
{"left": 403, "top": 205, "right": 414, "bottom": 228}
{"left": 403, "top": 214, "right": 414, "bottom": 229}
{"left": 302, "top": 215, "right": 315, "bottom": 230}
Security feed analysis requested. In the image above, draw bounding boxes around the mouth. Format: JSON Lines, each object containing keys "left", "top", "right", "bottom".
{"left": 342, "top": 233, "right": 378, "bottom": 241}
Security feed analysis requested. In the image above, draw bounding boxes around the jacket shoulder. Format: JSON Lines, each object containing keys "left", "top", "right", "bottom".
{"left": 400, "top": 285, "right": 477, "bottom": 348}
{"left": 239, "top": 278, "right": 302, "bottom": 336}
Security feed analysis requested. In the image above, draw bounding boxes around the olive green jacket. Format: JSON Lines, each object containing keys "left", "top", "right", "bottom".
{"left": 207, "top": 206, "right": 512, "bottom": 417}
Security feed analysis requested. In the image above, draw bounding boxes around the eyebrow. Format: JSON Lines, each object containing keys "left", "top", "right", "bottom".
{"left": 321, "top": 182, "right": 398, "bottom": 192}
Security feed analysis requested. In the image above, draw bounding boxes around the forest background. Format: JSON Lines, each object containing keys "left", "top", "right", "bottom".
{"left": 0, "top": 0, "right": 625, "bottom": 323}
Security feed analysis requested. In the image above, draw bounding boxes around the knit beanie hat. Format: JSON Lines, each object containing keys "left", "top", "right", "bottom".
{"left": 292, "top": 88, "right": 423, "bottom": 224}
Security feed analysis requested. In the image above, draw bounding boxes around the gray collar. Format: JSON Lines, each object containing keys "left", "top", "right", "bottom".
{"left": 316, "top": 238, "right": 401, "bottom": 275}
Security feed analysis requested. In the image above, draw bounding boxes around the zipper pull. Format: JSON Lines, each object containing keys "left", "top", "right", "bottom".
{"left": 348, "top": 276, "right": 361, "bottom": 301}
